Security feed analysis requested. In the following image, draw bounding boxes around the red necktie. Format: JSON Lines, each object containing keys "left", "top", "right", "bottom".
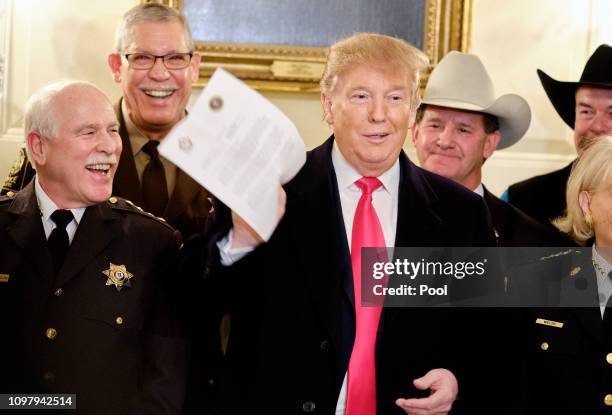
{"left": 346, "top": 177, "right": 387, "bottom": 415}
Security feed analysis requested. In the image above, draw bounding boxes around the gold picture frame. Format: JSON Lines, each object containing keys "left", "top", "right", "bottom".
{"left": 144, "top": 0, "right": 471, "bottom": 92}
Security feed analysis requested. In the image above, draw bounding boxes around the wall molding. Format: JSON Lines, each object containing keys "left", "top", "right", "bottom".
{"left": 0, "top": 0, "right": 12, "bottom": 133}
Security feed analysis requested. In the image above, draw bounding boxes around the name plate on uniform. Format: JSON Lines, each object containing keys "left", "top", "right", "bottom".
{"left": 535, "top": 318, "right": 564, "bottom": 328}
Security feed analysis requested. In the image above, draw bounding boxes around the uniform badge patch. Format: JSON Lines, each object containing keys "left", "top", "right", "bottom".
{"left": 0, "top": 274, "right": 9, "bottom": 282}
{"left": 102, "top": 263, "right": 133, "bottom": 291}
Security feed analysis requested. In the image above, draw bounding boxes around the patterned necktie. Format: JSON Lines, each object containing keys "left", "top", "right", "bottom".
{"left": 142, "top": 140, "right": 169, "bottom": 216}
{"left": 346, "top": 177, "right": 387, "bottom": 415}
{"left": 48, "top": 209, "right": 74, "bottom": 278}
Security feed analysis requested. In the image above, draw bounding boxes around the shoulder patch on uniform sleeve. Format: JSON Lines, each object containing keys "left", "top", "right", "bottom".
{"left": 1, "top": 145, "right": 33, "bottom": 194}
{"left": 107, "top": 196, "right": 175, "bottom": 230}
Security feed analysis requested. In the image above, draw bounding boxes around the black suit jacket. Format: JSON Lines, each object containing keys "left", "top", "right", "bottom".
{"left": 0, "top": 182, "right": 186, "bottom": 414}
{"left": 506, "top": 161, "right": 574, "bottom": 228}
{"left": 511, "top": 249, "right": 612, "bottom": 415}
{"left": 177, "top": 137, "right": 499, "bottom": 414}
{"left": 483, "top": 186, "right": 572, "bottom": 247}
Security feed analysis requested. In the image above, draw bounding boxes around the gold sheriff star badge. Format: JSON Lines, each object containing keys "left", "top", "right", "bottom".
{"left": 102, "top": 263, "right": 134, "bottom": 291}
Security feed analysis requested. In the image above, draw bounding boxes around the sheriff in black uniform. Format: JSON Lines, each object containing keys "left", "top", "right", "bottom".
{"left": 0, "top": 81, "right": 186, "bottom": 415}
{"left": 511, "top": 137, "right": 612, "bottom": 415}
{"left": 512, "top": 248, "right": 612, "bottom": 415}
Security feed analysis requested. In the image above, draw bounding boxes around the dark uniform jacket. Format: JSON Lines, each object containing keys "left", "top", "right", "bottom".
{"left": 511, "top": 248, "right": 612, "bottom": 415}
{"left": 0, "top": 181, "right": 186, "bottom": 415}
{"left": 506, "top": 161, "right": 574, "bottom": 228}
{"left": 176, "top": 136, "right": 505, "bottom": 414}
{"left": 483, "top": 186, "right": 573, "bottom": 248}
{"left": 0, "top": 100, "right": 222, "bottom": 409}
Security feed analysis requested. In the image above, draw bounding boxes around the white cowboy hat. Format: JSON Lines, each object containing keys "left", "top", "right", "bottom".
{"left": 421, "top": 51, "right": 531, "bottom": 149}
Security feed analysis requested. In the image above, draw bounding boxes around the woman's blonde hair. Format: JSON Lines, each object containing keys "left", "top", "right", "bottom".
{"left": 554, "top": 135, "right": 612, "bottom": 244}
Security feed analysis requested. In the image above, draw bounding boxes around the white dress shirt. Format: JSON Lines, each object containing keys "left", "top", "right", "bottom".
{"left": 35, "top": 176, "right": 85, "bottom": 243}
{"left": 593, "top": 244, "right": 612, "bottom": 318}
{"left": 332, "top": 142, "right": 399, "bottom": 414}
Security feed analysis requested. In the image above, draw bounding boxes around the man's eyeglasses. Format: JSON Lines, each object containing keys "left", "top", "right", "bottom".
{"left": 124, "top": 52, "right": 193, "bottom": 70}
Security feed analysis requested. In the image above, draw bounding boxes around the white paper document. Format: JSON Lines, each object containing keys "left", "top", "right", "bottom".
{"left": 159, "top": 68, "right": 307, "bottom": 241}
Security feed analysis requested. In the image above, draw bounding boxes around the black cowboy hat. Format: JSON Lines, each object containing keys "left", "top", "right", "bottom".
{"left": 537, "top": 44, "right": 612, "bottom": 128}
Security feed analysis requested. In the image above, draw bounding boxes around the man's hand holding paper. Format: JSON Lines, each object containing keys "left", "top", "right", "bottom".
{"left": 159, "top": 68, "right": 306, "bottom": 242}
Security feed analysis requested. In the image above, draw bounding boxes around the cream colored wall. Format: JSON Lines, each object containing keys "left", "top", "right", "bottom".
{"left": 0, "top": 0, "right": 133, "bottom": 177}
{"left": 1, "top": 0, "right": 610, "bottom": 196}
{"left": 472, "top": 0, "right": 612, "bottom": 195}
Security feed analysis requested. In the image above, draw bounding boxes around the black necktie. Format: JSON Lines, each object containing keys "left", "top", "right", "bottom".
{"left": 48, "top": 209, "right": 74, "bottom": 278}
{"left": 142, "top": 140, "right": 169, "bottom": 216}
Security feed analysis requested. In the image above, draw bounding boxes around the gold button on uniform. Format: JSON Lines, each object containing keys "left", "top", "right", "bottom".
{"left": 46, "top": 328, "right": 57, "bottom": 340}
{"left": 109, "top": 197, "right": 118, "bottom": 204}
{"left": 607, "top": 353, "right": 612, "bottom": 364}
{"left": 116, "top": 316, "right": 124, "bottom": 325}
{"left": 540, "top": 342, "right": 549, "bottom": 351}
{"left": 605, "top": 394, "right": 612, "bottom": 406}
{"left": 54, "top": 288, "right": 63, "bottom": 297}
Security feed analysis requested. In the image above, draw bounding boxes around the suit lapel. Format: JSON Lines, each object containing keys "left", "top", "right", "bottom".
{"left": 378, "top": 155, "right": 445, "bottom": 326}
{"left": 113, "top": 99, "right": 145, "bottom": 206}
{"left": 54, "top": 203, "right": 119, "bottom": 288}
{"left": 394, "top": 155, "right": 443, "bottom": 247}
{"left": 288, "top": 137, "right": 349, "bottom": 355}
{"left": 6, "top": 181, "right": 54, "bottom": 282}
{"left": 163, "top": 169, "right": 200, "bottom": 224}
{"left": 483, "top": 186, "right": 506, "bottom": 243}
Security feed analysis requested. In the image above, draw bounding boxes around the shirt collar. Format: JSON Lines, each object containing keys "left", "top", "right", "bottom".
{"left": 34, "top": 176, "right": 86, "bottom": 225}
{"left": 593, "top": 244, "right": 612, "bottom": 278}
{"left": 331, "top": 140, "right": 399, "bottom": 195}
{"left": 121, "top": 99, "right": 149, "bottom": 156}
{"left": 473, "top": 183, "right": 484, "bottom": 197}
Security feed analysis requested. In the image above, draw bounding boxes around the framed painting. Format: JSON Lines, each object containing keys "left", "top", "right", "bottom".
{"left": 145, "top": 0, "right": 472, "bottom": 92}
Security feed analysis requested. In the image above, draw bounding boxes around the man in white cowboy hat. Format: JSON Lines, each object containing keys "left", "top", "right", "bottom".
{"left": 505, "top": 44, "right": 612, "bottom": 227}
{"left": 412, "top": 51, "right": 567, "bottom": 246}
{"left": 412, "top": 51, "right": 572, "bottom": 415}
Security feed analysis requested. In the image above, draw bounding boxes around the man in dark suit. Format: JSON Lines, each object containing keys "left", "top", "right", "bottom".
{"left": 177, "top": 34, "right": 498, "bottom": 415}
{"left": 412, "top": 51, "right": 567, "bottom": 247}
{"left": 508, "top": 136, "right": 612, "bottom": 414}
{"left": 505, "top": 44, "right": 612, "bottom": 227}
{"left": 0, "top": 81, "right": 185, "bottom": 414}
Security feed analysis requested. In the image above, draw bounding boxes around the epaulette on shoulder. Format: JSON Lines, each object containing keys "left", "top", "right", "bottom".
{"left": 106, "top": 196, "right": 174, "bottom": 231}
{"left": 539, "top": 248, "right": 580, "bottom": 261}
{"left": 0, "top": 190, "right": 17, "bottom": 203}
